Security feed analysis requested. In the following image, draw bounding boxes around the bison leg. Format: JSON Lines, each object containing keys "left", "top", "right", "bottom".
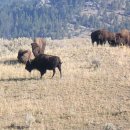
{"left": 99, "top": 39, "right": 104, "bottom": 46}
{"left": 92, "top": 40, "right": 94, "bottom": 46}
{"left": 52, "top": 69, "right": 56, "bottom": 78}
{"left": 96, "top": 41, "right": 99, "bottom": 46}
{"left": 40, "top": 70, "right": 46, "bottom": 79}
{"left": 110, "top": 41, "right": 116, "bottom": 47}
{"left": 40, "top": 73, "right": 44, "bottom": 79}
{"left": 57, "top": 64, "right": 62, "bottom": 78}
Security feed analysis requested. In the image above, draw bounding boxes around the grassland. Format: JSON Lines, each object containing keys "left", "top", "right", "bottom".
{"left": 0, "top": 37, "right": 130, "bottom": 130}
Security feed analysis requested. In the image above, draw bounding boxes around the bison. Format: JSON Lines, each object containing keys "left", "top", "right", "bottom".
{"left": 17, "top": 49, "right": 31, "bottom": 64}
{"left": 91, "top": 29, "right": 116, "bottom": 46}
{"left": 91, "top": 29, "right": 103, "bottom": 46}
{"left": 103, "top": 31, "right": 116, "bottom": 47}
{"left": 31, "top": 38, "right": 46, "bottom": 57}
{"left": 115, "top": 29, "right": 130, "bottom": 46}
{"left": 25, "top": 54, "right": 62, "bottom": 78}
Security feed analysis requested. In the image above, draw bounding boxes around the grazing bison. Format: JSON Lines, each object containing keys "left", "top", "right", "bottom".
{"left": 31, "top": 38, "right": 46, "bottom": 57}
{"left": 17, "top": 49, "right": 31, "bottom": 64}
{"left": 91, "top": 29, "right": 116, "bottom": 46}
{"left": 25, "top": 54, "right": 62, "bottom": 78}
{"left": 115, "top": 29, "right": 130, "bottom": 46}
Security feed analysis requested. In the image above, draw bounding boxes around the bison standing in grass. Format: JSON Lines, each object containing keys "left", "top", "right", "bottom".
{"left": 25, "top": 54, "right": 62, "bottom": 79}
{"left": 91, "top": 29, "right": 116, "bottom": 46}
{"left": 17, "top": 49, "right": 31, "bottom": 64}
{"left": 91, "top": 29, "right": 103, "bottom": 46}
{"left": 115, "top": 29, "right": 130, "bottom": 46}
{"left": 101, "top": 30, "right": 116, "bottom": 47}
{"left": 31, "top": 38, "right": 46, "bottom": 57}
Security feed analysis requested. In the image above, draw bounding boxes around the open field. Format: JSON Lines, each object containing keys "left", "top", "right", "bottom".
{"left": 0, "top": 37, "right": 130, "bottom": 130}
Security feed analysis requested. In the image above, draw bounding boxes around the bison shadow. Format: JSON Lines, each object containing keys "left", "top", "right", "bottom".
{"left": 7, "top": 123, "right": 29, "bottom": 130}
{"left": 0, "top": 77, "right": 39, "bottom": 82}
{"left": 0, "top": 59, "right": 19, "bottom": 65}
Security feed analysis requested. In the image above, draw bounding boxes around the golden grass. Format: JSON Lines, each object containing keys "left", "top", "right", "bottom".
{"left": 0, "top": 38, "right": 130, "bottom": 130}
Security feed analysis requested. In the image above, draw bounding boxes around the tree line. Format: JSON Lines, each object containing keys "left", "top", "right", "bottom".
{"left": 0, "top": 0, "right": 130, "bottom": 39}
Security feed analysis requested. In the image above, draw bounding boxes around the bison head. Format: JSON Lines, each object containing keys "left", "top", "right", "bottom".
{"left": 17, "top": 49, "right": 31, "bottom": 64}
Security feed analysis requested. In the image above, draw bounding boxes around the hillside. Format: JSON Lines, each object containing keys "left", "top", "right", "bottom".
{"left": 0, "top": 0, "right": 130, "bottom": 39}
{"left": 80, "top": 0, "right": 130, "bottom": 32}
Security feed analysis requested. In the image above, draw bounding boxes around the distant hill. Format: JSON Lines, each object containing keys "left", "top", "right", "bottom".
{"left": 80, "top": 0, "right": 130, "bottom": 32}
{"left": 0, "top": 0, "right": 130, "bottom": 39}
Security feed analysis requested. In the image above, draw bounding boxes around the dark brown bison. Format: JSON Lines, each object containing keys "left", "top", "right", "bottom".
{"left": 31, "top": 38, "right": 46, "bottom": 57}
{"left": 17, "top": 49, "right": 31, "bottom": 64}
{"left": 91, "top": 29, "right": 116, "bottom": 46}
{"left": 91, "top": 29, "right": 103, "bottom": 46}
{"left": 115, "top": 29, "right": 130, "bottom": 46}
{"left": 25, "top": 54, "right": 62, "bottom": 78}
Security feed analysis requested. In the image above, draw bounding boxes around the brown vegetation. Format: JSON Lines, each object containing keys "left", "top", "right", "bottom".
{"left": 0, "top": 37, "right": 130, "bottom": 130}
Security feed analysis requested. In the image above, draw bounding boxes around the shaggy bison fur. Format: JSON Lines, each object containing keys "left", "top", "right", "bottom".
{"left": 17, "top": 49, "right": 31, "bottom": 64}
{"left": 31, "top": 38, "right": 46, "bottom": 57}
{"left": 115, "top": 29, "right": 130, "bottom": 46}
{"left": 91, "top": 29, "right": 116, "bottom": 46}
{"left": 25, "top": 54, "right": 62, "bottom": 78}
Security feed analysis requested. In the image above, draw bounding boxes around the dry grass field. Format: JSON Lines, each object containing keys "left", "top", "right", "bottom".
{"left": 0, "top": 37, "right": 130, "bottom": 130}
